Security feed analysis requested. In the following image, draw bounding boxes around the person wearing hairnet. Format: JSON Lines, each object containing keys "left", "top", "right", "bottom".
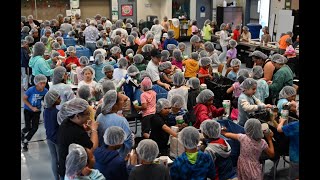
{"left": 149, "top": 98, "right": 178, "bottom": 155}
{"left": 132, "top": 54, "right": 146, "bottom": 71}
{"left": 122, "top": 35, "right": 138, "bottom": 58}
{"left": 226, "top": 39, "right": 238, "bottom": 69}
{"left": 183, "top": 52, "right": 200, "bottom": 79}
{"left": 202, "top": 19, "right": 213, "bottom": 42}
{"left": 28, "top": 29, "right": 40, "bottom": 47}
{"left": 251, "top": 66, "right": 269, "bottom": 103}
{"left": 65, "top": 46, "right": 80, "bottom": 71}
{"left": 190, "top": 35, "right": 205, "bottom": 53}
{"left": 57, "top": 98, "right": 99, "bottom": 178}
{"left": 21, "top": 39, "right": 31, "bottom": 90}
{"left": 83, "top": 20, "right": 100, "bottom": 56}
{"left": 64, "top": 144, "right": 105, "bottom": 180}
{"left": 90, "top": 54, "right": 108, "bottom": 82}
{"left": 94, "top": 126, "right": 132, "bottom": 179}
{"left": 163, "top": 30, "right": 178, "bottom": 50}
{"left": 277, "top": 86, "right": 297, "bottom": 115}
{"left": 166, "top": 44, "right": 177, "bottom": 57}
{"left": 110, "top": 20, "right": 128, "bottom": 39}
{"left": 108, "top": 46, "right": 122, "bottom": 65}
{"left": 51, "top": 42, "right": 66, "bottom": 59}
{"left": 186, "top": 78, "right": 200, "bottom": 125}
{"left": 199, "top": 120, "right": 237, "bottom": 179}
{"left": 240, "top": 26, "right": 251, "bottom": 42}
{"left": 171, "top": 49, "right": 183, "bottom": 70}
{"left": 43, "top": 89, "right": 61, "bottom": 180}
{"left": 75, "top": 56, "right": 90, "bottom": 82}
{"left": 99, "top": 30, "right": 112, "bottom": 47}
{"left": 140, "top": 27, "right": 149, "bottom": 41}
{"left": 198, "top": 57, "right": 213, "bottom": 84}
{"left": 129, "top": 139, "right": 170, "bottom": 179}
{"left": 283, "top": 37, "right": 297, "bottom": 76}
{"left": 96, "top": 90, "right": 133, "bottom": 158}
{"left": 77, "top": 85, "right": 96, "bottom": 121}
{"left": 268, "top": 54, "right": 294, "bottom": 103}
{"left": 151, "top": 18, "right": 164, "bottom": 44}
{"left": 250, "top": 50, "right": 274, "bottom": 81}
{"left": 168, "top": 94, "right": 189, "bottom": 129}
{"left": 192, "top": 89, "right": 224, "bottom": 128}
{"left": 137, "top": 32, "right": 158, "bottom": 54}
{"left": 94, "top": 80, "right": 117, "bottom": 119}
{"left": 93, "top": 40, "right": 107, "bottom": 57}
{"left": 278, "top": 31, "right": 293, "bottom": 54}
{"left": 22, "top": 74, "right": 49, "bottom": 152}
{"left": 124, "top": 48, "right": 135, "bottom": 65}
{"left": 238, "top": 78, "right": 272, "bottom": 126}
{"left": 160, "top": 50, "right": 170, "bottom": 62}
{"left": 98, "top": 65, "right": 115, "bottom": 84}
{"left": 78, "top": 66, "right": 97, "bottom": 99}
{"left": 226, "top": 58, "right": 241, "bottom": 81}
{"left": 204, "top": 41, "right": 221, "bottom": 73}
{"left": 227, "top": 69, "right": 250, "bottom": 100}
{"left": 232, "top": 24, "right": 241, "bottom": 42}
{"left": 113, "top": 57, "right": 128, "bottom": 83}
{"left": 221, "top": 118, "right": 274, "bottom": 180}
{"left": 123, "top": 65, "right": 140, "bottom": 100}
{"left": 159, "top": 61, "right": 174, "bottom": 86}
{"left": 219, "top": 23, "right": 232, "bottom": 64}
{"left": 178, "top": 42, "right": 187, "bottom": 59}
{"left": 170, "top": 126, "right": 215, "bottom": 179}
{"left": 167, "top": 72, "right": 189, "bottom": 110}
{"left": 21, "top": 26, "right": 30, "bottom": 40}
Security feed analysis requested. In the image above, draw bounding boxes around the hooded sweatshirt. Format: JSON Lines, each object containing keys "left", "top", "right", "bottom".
{"left": 28, "top": 55, "right": 54, "bottom": 76}
{"left": 94, "top": 145, "right": 130, "bottom": 180}
{"left": 193, "top": 104, "right": 225, "bottom": 129}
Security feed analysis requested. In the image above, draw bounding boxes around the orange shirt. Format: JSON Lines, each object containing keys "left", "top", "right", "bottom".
{"left": 279, "top": 34, "right": 290, "bottom": 50}
{"left": 183, "top": 59, "right": 200, "bottom": 78}
{"left": 198, "top": 67, "right": 209, "bottom": 84}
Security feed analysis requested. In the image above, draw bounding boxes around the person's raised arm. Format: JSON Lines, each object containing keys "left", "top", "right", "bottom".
{"left": 221, "top": 131, "right": 240, "bottom": 140}
{"left": 277, "top": 117, "right": 287, "bottom": 133}
{"left": 162, "top": 124, "right": 177, "bottom": 137}
{"left": 89, "top": 121, "right": 99, "bottom": 151}
{"left": 226, "top": 85, "right": 234, "bottom": 94}
{"left": 264, "top": 131, "right": 275, "bottom": 158}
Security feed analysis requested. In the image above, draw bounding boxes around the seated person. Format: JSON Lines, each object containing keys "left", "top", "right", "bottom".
{"left": 76, "top": 56, "right": 89, "bottom": 82}
{"left": 133, "top": 54, "right": 147, "bottom": 72}
{"left": 226, "top": 58, "right": 241, "bottom": 81}
{"left": 65, "top": 46, "right": 80, "bottom": 71}
{"left": 167, "top": 94, "right": 188, "bottom": 128}
{"left": 277, "top": 86, "right": 297, "bottom": 116}
{"left": 186, "top": 78, "right": 201, "bottom": 125}
{"left": 159, "top": 61, "right": 174, "bottom": 86}
{"left": 167, "top": 72, "right": 189, "bottom": 110}
{"left": 198, "top": 57, "right": 213, "bottom": 84}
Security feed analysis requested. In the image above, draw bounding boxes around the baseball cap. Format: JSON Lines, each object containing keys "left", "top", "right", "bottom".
{"left": 150, "top": 49, "right": 161, "bottom": 58}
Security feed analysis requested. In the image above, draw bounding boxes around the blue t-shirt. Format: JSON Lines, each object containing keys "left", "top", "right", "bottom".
{"left": 277, "top": 98, "right": 289, "bottom": 113}
{"left": 227, "top": 71, "right": 237, "bottom": 81}
{"left": 24, "top": 86, "right": 48, "bottom": 111}
{"left": 43, "top": 107, "right": 59, "bottom": 143}
{"left": 282, "top": 121, "right": 299, "bottom": 163}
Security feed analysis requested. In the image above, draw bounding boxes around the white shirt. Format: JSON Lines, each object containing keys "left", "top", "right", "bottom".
{"left": 60, "top": 23, "right": 73, "bottom": 34}
{"left": 219, "top": 30, "right": 230, "bottom": 47}
{"left": 167, "top": 86, "right": 189, "bottom": 110}
{"left": 78, "top": 80, "right": 97, "bottom": 96}
{"left": 104, "top": 20, "right": 113, "bottom": 29}
{"left": 151, "top": 24, "right": 164, "bottom": 43}
{"left": 146, "top": 60, "right": 160, "bottom": 82}
{"left": 50, "top": 83, "right": 75, "bottom": 104}
{"left": 113, "top": 68, "right": 127, "bottom": 82}
{"left": 110, "top": 28, "right": 128, "bottom": 39}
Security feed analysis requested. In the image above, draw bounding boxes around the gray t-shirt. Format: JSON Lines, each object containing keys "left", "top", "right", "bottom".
{"left": 129, "top": 164, "right": 170, "bottom": 180}
{"left": 146, "top": 60, "right": 160, "bottom": 82}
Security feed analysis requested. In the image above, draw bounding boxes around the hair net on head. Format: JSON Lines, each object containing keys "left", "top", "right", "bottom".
{"left": 57, "top": 98, "right": 89, "bottom": 123}
{"left": 102, "top": 80, "right": 116, "bottom": 94}
{"left": 127, "top": 65, "right": 140, "bottom": 76}
{"left": 133, "top": 54, "right": 144, "bottom": 64}
{"left": 25, "top": 36, "right": 34, "bottom": 44}
{"left": 230, "top": 58, "right": 241, "bottom": 67}
{"left": 196, "top": 89, "right": 214, "bottom": 104}
{"left": 200, "top": 120, "right": 221, "bottom": 138}
{"left": 45, "top": 29, "right": 52, "bottom": 34}
{"left": 160, "top": 50, "right": 170, "bottom": 62}
{"left": 250, "top": 50, "right": 268, "bottom": 60}
{"left": 173, "top": 49, "right": 183, "bottom": 62}
{"left": 132, "top": 27, "right": 139, "bottom": 32}
{"left": 126, "top": 18, "right": 133, "bottom": 24}
{"left": 40, "top": 36, "right": 48, "bottom": 44}
{"left": 271, "top": 54, "right": 287, "bottom": 64}
{"left": 153, "top": 18, "right": 160, "bottom": 24}
{"left": 94, "top": 54, "right": 105, "bottom": 65}
{"left": 187, "top": 77, "right": 200, "bottom": 89}
{"left": 204, "top": 19, "right": 211, "bottom": 26}
{"left": 118, "top": 57, "right": 128, "bottom": 69}
{"left": 111, "top": 24, "right": 116, "bottom": 30}
{"left": 251, "top": 66, "right": 263, "bottom": 79}
{"left": 110, "top": 46, "right": 121, "bottom": 54}
{"left": 235, "top": 25, "right": 241, "bottom": 29}
{"left": 113, "top": 35, "right": 122, "bottom": 45}
{"left": 96, "top": 40, "right": 104, "bottom": 48}
{"left": 22, "top": 26, "right": 30, "bottom": 33}
{"left": 65, "top": 144, "right": 87, "bottom": 178}
{"left": 67, "top": 46, "right": 76, "bottom": 53}
{"left": 52, "top": 42, "right": 61, "bottom": 50}
{"left": 101, "top": 90, "right": 117, "bottom": 114}
{"left": 21, "top": 16, "right": 26, "bottom": 22}
{"left": 92, "top": 50, "right": 102, "bottom": 60}
{"left": 51, "top": 50, "right": 60, "bottom": 58}
{"left": 79, "top": 56, "right": 89, "bottom": 66}
{"left": 156, "top": 98, "right": 170, "bottom": 113}
{"left": 103, "top": 126, "right": 126, "bottom": 146}
{"left": 140, "top": 71, "right": 150, "bottom": 80}
{"left": 190, "top": 52, "right": 199, "bottom": 61}
{"left": 97, "top": 24, "right": 104, "bottom": 30}
{"left": 279, "top": 86, "right": 296, "bottom": 99}
{"left": 125, "top": 49, "right": 134, "bottom": 57}
{"left": 220, "top": 23, "right": 227, "bottom": 30}
{"left": 21, "top": 40, "right": 28, "bottom": 47}
{"left": 136, "top": 139, "right": 159, "bottom": 162}
{"left": 114, "top": 20, "right": 122, "bottom": 28}
{"left": 127, "top": 35, "right": 135, "bottom": 45}
{"left": 199, "top": 57, "right": 211, "bottom": 66}
{"left": 204, "top": 42, "right": 215, "bottom": 52}
{"left": 32, "top": 42, "right": 46, "bottom": 56}
{"left": 159, "top": 61, "right": 172, "bottom": 71}
{"left": 190, "top": 35, "right": 201, "bottom": 43}
{"left": 142, "top": 44, "right": 153, "bottom": 53}
{"left": 52, "top": 66, "right": 67, "bottom": 84}
{"left": 178, "top": 126, "right": 200, "bottom": 149}
{"left": 142, "top": 28, "right": 149, "bottom": 35}
{"left": 229, "top": 39, "right": 237, "bottom": 48}
{"left": 130, "top": 31, "right": 138, "bottom": 38}
{"left": 146, "top": 32, "right": 154, "bottom": 40}
{"left": 141, "top": 77, "right": 153, "bottom": 91}
{"left": 173, "top": 72, "right": 185, "bottom": 86}
{"left": 240, "top": 78, "right": 257, "bottom": 90}
{"left": 178, "top": 42, "right": 186, "bottom": 50}
{"left": 236, "top": 69, "right": 250, "bottom": 83}
{"left": 77, "top": 85, "right": 91, "bottom": 101}
{"left": 243, "top": 26, "right": 249, "bottom": 31}
{"left": 102, "top": 64, "right": 114, "bottom": 74}
{"left": 82, "top": 66, "right": 95, "bottom": 78}
{"left": 167, "top": 30, "right": 174, "bottom": 38}
{"left": 171, "top": 94, "right": 184, "bottom": 108}
{"left": 44, "top": 89, "right": 60, "bottom": 108}
{"left": 285, "top": 37, "right": 292, "bottom": 44}
{"left": 199, "top": 50, "right": 208, "bottom": 58}
{"left": 28, "top": 15, "right": 34, "bottom": 19}
{"left": 244, "top": 118, "right": 264, "bottom": 140}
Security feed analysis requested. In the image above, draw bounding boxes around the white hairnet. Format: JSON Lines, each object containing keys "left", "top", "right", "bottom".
{"left": 130, "top": 31, "right": 138, "bottom": 38}
{"left": 244, "top": 118, "right": 264, "bottom": 140}
{"left": 102, "top": 80, "right": 116, "bottom": 94}
{"left": 103, "top": 126, "right": 126, "bottom": 146}
{"left": 229, "top": 39, "right": 237, "bottom": 48}
{"left": 271, "top": 54, "right": 287, "bottom": 64}
{"left": 251, "top": 66, "right": 263, "bottom": 79}
{"left": 178, "top": 126, "right": 200, "bottom": 149}
{"left": 65, "top": 144, "right": 87, "bottom": 178}
{"left": 173, "top": 49, "right": 183, "bottom": 62}
{"left": 136, "top": 139, "right": 159, "bottom": 162}
{"left": 25, "top": 36, "right": 34, "bottom": 44}
{"left": 161, "top": 50, "right": 170, "bottom": 62}
{"left": 94, "top": 54, "right": 105, "bottom": 65}
{"left": 187, "top": 77, "right": 200, "bottom": 89}
{"left": 93, "top": 50, "right": 102, "bottom": 59}
{"left": 51, "top": 50, "right": 60, "bottom": 58}
{"left": 67, "top": 46, "right": 76, "bottom": 53}
{"left": 52, "top": 42, "right": 61, "bottom": 50}
{"left": 178, "top": 42, "right": 186, "bottom": 50}
{"left": 127, "top": 35, "right": 135, "bottom": 45}
{"left": 199, "top": 57, "right": 211, "bottom": 66}
{"left": 159, "top": 61, "right": 172, "bottom": 71}
{"left": 190, "top": 35, "right": 201, "bottom": 43}
{"left": 127, "top": 65, "right": 140, "bottom": 76}
{"left": 44, "top": 89, "right": 60, "bottom": 108}
{"left": 204, "top": 42, "right": 215, "bottom": 52}
{"left": 118, "top": 57, "right": 128, "bottom": 69}
{"left": 230, "top": 58, "right": 241, "bottom": 67}
{"left": 167, "top": 44, "right": 177, "bottom": 51}
{"left": 40, "top": 36, "right": 48, "bottom": 44}
{"left": 32, "top": 42, "right": 46, "bottom": 56}
{"left": 101, "top": 90, "right": 117, "bottom": 114}
{"left": 81, "top": 66, "right": 95, "bottom": 78}
{"left": 34, "top": 74, "right": 47, "bottom": 85}
{"left": 140, "top": 71, "right": 150, "bottom": 80}
{"left": 240, "top": 78, "right": 257, "bottom": 90}
{"left": 204, "top": 19, "right": 211, "bottom": 26}
{"left": 102, "top": 64, "right": 114, "bottom": 73}
{"left": 96, "top": 40, "right": 104, "bottom": 48}
{"left": 57, "top": 98, "right": 89, "bottom": 124}
{"left": 170, "top": 94, "right": 184, "bottom": 108}
{"left": 77, "top": 85, "right": 91, "bottom": 101}
{"left": 113, "top": 35, "right": 122, "bottom": 45}
{"left": 279, "top": 86, "right": 296, "bottom": 99}
{"left": 167, "top": 30, "right": 174, "bottom": 38}
{"left": 142, "top": 28, "right": 149, "bottom": 34}
{"left": 250, "top": 50, "right": 268, "bottom": 60}
{"left": 156, "top": 98, "right": 170, "bottom": 113}
{"left": 190, "top": 52, "right": 199, "bottom": 60}
{"left": 200, "top": 120, "right": 221, "bottom": 139}
{"left": 146, "top": 32, "right": 154, "bottom": 40}
{"left": 237, "top": 69, "right": 250, "bottom": 83}
{"left": 125, "top": 49, "right": 134, "bottom": 57}
{"left": 52, "top": 66, "right": 67, "bottom": 84}
{"left": 110, "top": 46, "right": 121, "bottom": 54}
{"left": 286, "top": 38, "right": 292, "bottom": 44}
{"left": 79, "top": 56, "right": 89, "bottom": 66}
{"left": 141, "top": 77, "right": 153, "bottom": 91}
{"left": 173, "top": 72, "right": 185, "bottom": 86}
{"left": 21, "top": 39, "right": 28, "bottom": 47}
{"left": 220, "top": 23, "right": 227, "bottom": 30}
{"left": 153, "top": 18, "right": 160, "bottom": 24}
{"left": 142, "top": 44, "right": 153, "bottom": 53}
{"left": 126, "top": 18, "right": 133, "bottom": 24}
{"left": 242, "top": 26, "right": 249, "bottom": 31}
{"left": 199, "top": 50, "right": 208, "bottom": 58}
{"left": 133, "top": 54, "right": 144, "bottom": 64}
{"left": 22, "top": 26, "right": 30, "bottom": 33}
{"left": 45, "top": 29, "right": 52, "bottom": 34}
{"left": 196, "top": 89, "right": 214, "bottom": 104}
{"left": 55, "top": 31, "right": 62, "bottom": 37}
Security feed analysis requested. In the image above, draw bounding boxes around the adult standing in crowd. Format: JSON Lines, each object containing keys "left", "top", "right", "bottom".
{"left": 251, "top": 50, "right": 275, "bottom": 81}
{"left": 83, "top": 20, "right": 100, "bottom": 56}
{"left": 161, "top": 16, "right": 170, "bottom": 33}
{"left": 278, "top": 31, "right": 293, "bottom": 54}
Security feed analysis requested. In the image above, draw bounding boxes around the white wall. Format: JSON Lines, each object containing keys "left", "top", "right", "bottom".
{"left": 190, "top": 0, "right": 196, "bottom": 20}
{"left": 269, "top": 0, "right": 285, "bottom": 38}
{"left": 161, "top": 0, "right": 172, "bottom": 20}
{"left": 137, "top": 0, "right": 172, "bottom": 21}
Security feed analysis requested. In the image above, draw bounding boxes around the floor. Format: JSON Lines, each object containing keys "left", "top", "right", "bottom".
{"left": 21, "top": 41, "right": 293, "bottom": 180}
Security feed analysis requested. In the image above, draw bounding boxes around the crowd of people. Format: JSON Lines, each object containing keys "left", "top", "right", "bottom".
{"left": 21, "top": 13, "right": 299, "bottom": 180}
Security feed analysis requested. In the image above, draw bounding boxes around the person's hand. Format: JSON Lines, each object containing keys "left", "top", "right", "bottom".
{"left": 267, "top": 80, "right": 272, "bottom": 85}
{"left": 279, "top": 117, "right": 287, "bottom": 124}
{"left": 265, "top": 104, "right": 273, "bottom": 109}
{"left": 31, "top": 107, "right": 40, "bottom": 112}
{"left": 133, "top": 105, "right": 140, "bottom": 111}
{"left": 89, "top": 120, "right": 99, "bottom": 131}
{"left": 81, "top": 166, "right": 92, "bottom": 176}
{"left": 163, "top": 83, "right": 171, "bottom": 90}
{"left": 56, "top": 60, "right": 62, "bottom": 66}
{"left": 83, "top": 123, "right": 91, "bottom": 132}
{"left": 265, "top": 131, "right": 274, "bottom": 141}
{"left": 209, "top": 74, "right": 213, "bottom": 80}
{"left": 221, "top": 126, "right": 227, "bottom": 135}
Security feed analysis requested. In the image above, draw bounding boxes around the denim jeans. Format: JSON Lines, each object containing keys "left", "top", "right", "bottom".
{"left": 47, "top": 139, "right": 59, "bottom": 180}
{"left": 85, "top": 42, "right": 97, "bottom": 56}
{"left": 218, "top": 45, "right": 228, "bottom": 63}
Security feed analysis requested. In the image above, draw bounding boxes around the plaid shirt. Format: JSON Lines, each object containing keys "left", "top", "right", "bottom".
{"left": 170, "top": 151, "right": 215, "bottom": 180}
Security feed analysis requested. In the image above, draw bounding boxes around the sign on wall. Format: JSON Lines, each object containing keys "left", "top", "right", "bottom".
{"left": 121, "top": 4, "right": 133, "bottom": 16}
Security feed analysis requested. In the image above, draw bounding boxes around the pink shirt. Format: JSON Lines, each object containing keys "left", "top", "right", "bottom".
{"left": 285, "top": 45, "right": 296, "bottom": 58}
{"left": 232, "top": 82, "right": 242, "bottom": 98}
{"left": 171, "top": 59, "right": 183, "bottom": 70}
{"left": 76, "top": 67, "right": 85, "bottom": 82}
{"left": 140, "top": 90, "right": 157, "bottom": 117}
{"left": 227, "top": 48, "right": 237, "bottom": 59}
{"left": 192, "top": 25, "right": 199, "bottom": 33}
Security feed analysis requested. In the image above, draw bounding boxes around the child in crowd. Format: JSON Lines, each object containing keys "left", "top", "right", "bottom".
{"left": 226, "top": 58, "right": 241, "bottom": 81}
{"left": 99, "top": 65, "right": 115, "bottom": 84}
{"left": 78, "top": 66, "right": 97, "bottom": 98}
{"left": 204, "top": 42, "right": 221, "bottom": 73}
{"left": 251, "top": 66, "right": 269, "bottom": 103}
{"left": 113, "top": 57, "right": 129, "bottom": 83}
{"left": 91, "top": 54, "right": 107, "bottom": 82}
{"left": 134, "top": 77, "right": 157, "bottom": 139}
{"left": 77, "top": 85, "right": 96, "bottom": 121}
{"left": 186, "top": 77, "right": 200, "bottom": 125}
{"left": 51, "top": 42, "right": 66, "bottom": 58}
{"left": 160, "top": 50, "right": 170, "bottom": 62}
{"left": 167, "top": 72, "right": 189, "bottom": 110}
{"left": 22, "top": 74, "right": 48, "bottom": 151}
{"left": 56, "top": 37, "right": 67, "bottom": 51}
{"left": 198, "top": 57, "right": 213, "bottom": 84}
{"left": 168, "top": 94, "right": 189, "bottom": 129}
{"left": 237, "top": 78, "right": 272, "bottom": 127}
{"left": 133, "top": 54, "right": 147, "bottom": 72}
{"left": 178, "top": 42, "right": 187, "bottom": 59}
{"left": 171, "top": 49, "right": 184, "bottom": 70}
{"left": 159, "top": 61, "right": 174, "bottom": 86}
{"left": 65, "top": 46, "right": 80, "bottom": 71}
{"left": 125, "top": 49, "right": 135, "bottom": 65}
{"left": 226, "top": 39, "right": 238, "bottom": 68}
{"left": 170, "top": 127, "right": 215, "bottom": 180}
{"left": 183, "top": 52, "right": 200, "bottom": 79}
{"left": 193, "top": 89, "right": 225, "bottom": 129}
{"left": 76, "top": 56, "right": 89, "bottom": 82}
{"left": 222, "top": 118, "right": 275, "bottom": 180}
{"left": 277, "top": 86, "right": 297, "bottom": 115}
{"left": 166, "top": 44, "right": 177, "bottom": 57}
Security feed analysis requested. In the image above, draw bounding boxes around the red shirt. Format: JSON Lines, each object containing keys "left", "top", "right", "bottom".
{"left": 198, "top": 67, "right": 209, "bottom": 84}
{"left": 57, "top": 49, "right": 65, "bottom": 57}
{"left": 65, "top": 56, "right": 80, "bottom": 66}
{"left": 232, "top": 29, "right": 240, "bottom": 41}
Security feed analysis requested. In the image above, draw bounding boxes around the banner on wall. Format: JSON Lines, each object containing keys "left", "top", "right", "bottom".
{"left": 112, "top": 11, "right": 119, "bottom": 21}
{"left": 66, "top": 9, "right": 81, "bottom": 17}
{"left": 121, "top": 4, "right": 133, "bottom": 16}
